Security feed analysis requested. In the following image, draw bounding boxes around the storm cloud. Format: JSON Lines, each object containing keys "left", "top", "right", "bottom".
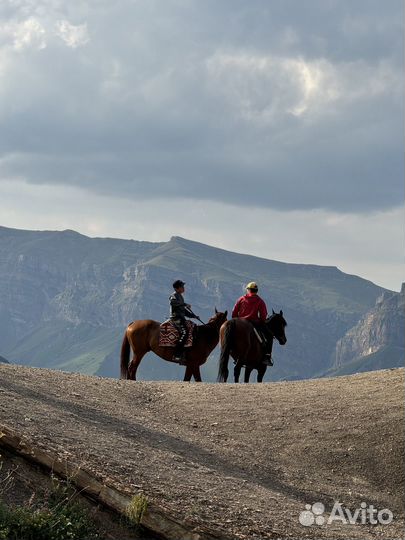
{"left": 0, "top": 0, "right": 403, "bottom": 212}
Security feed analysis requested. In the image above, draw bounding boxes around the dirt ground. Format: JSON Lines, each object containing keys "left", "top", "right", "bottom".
{"left": 0, "top": 364, "right": 403, "bottom": 540}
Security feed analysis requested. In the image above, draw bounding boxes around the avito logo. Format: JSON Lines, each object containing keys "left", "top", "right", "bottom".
{"left": 299, "top": 501, "right": 393, "bottom": 526}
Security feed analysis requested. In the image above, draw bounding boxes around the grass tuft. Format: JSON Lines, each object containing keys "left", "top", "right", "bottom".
{"left": 125, "top": 493, "right": 148, "bottom": 526}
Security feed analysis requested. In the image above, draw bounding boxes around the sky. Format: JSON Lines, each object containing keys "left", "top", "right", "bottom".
{"left": 0, "top": 0, "right": 403, "bottom": 291}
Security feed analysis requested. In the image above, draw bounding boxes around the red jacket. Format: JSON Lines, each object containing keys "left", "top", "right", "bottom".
{"left": 232, "top": 293, "right": 268, "bottom": 323}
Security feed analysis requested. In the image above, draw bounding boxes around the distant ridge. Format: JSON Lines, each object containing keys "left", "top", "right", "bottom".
{"left": 0, "top": 225, "right": 395, "bottom": 381}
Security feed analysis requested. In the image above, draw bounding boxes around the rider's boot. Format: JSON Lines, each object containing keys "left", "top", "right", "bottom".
{"left": 173, "top": 343, "right": 187, "bottom": 365}
{"left": 262, "top": 352, "right": 273, "bottom": 366}
{"left": 262, "top": 339, "right": 274, "bottom": 366}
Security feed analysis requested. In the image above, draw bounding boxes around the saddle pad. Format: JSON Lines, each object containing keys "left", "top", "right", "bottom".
{"left": 159, "top": 320, "right": 194, "bottom": 348}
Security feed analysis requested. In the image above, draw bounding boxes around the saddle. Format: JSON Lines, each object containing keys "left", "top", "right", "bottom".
{"left": 159, "top": 320, "right": 195, "bottom": 348}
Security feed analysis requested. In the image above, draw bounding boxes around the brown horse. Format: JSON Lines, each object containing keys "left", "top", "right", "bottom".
{"left": 217, "top": 310, "right": 287, "bottom": 383}
{"left": 121, "top": 309, "right": 228, "bottom": 382}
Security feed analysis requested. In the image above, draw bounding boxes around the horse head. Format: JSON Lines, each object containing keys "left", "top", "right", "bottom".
{"left": 267, "top": 310, "right": 287, "bottom": 345}
{"left": 208, "top": 308, "right": 228, "bottom": 327}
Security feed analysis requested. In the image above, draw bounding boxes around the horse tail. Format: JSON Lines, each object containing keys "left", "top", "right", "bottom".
{"left": 217, "top": 319, "right": 234, "bottom": 382}
{"left": 120, "top": 330, "right": 131, "bottom": 379}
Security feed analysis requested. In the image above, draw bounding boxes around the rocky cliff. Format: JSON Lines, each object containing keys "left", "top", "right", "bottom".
{"left": 331, "top": 283, "right": 405, "bottom": 375}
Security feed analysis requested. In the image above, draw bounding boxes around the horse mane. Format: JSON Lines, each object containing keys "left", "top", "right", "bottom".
{"left": 197, "top": 311, "right": 226, "bottom": 337}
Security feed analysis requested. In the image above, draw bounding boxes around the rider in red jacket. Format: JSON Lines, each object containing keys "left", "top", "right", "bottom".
{"left": 232, "top": 282, "right": 273, "bottom": 365}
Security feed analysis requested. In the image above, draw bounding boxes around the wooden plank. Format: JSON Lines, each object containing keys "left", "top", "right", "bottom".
{"left": 0, "top": 423, "right": 228, "bottom": 540}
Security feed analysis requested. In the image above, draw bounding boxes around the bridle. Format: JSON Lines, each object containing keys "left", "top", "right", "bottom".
{"left": 266, "top": 313, "right": 285, "bottom": 344}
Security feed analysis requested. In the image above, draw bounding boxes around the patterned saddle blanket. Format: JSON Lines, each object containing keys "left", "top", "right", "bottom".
{"left": 159, "top": 320, "right": 195, "bottom": 348}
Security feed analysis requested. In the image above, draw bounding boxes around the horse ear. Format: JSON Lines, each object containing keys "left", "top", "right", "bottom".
{"left": 215, "top": 307, "right": 218, "bottom": 314}
{"left": 224, "top": 310, "right": 228, "bottom": 317}
{"left": 272, "top": 309, "right": 275, "bottom": 315}
{"left": 280, "top": 309, "right": 283, "bottom": 316}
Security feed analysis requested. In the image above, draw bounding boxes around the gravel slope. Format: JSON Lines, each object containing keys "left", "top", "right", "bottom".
{"left": 0, "top": 364, "right": 403, "bottom": 540}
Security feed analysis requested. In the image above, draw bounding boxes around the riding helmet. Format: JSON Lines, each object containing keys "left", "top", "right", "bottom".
{"left": 246, "top": 281, "right": 258, "bottom": 292}
{"left": 173, "top": 279, "right": 186, "bottom": 289}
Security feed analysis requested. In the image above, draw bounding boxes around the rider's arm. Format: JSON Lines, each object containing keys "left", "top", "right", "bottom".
{"left": 184, "top": 306, "right": 196, "bottom": 318}
{"left": 258, "top": 299, "right": 268, "bottom": 321}
{"left": 231, "top": 298, "right": 241, "bottom": 318}
{"left": 170, "top": 293, "right": 184, "bottom": 308}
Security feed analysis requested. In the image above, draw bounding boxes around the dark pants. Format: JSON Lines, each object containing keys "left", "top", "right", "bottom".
{"left": 252, "top": 321, "right": 273, "bottom": 354}
{"left": 172, "top": 318, "right": 188, "bottom": 355}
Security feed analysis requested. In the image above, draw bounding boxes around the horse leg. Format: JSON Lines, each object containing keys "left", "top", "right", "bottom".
{"left": 183, "top": 364, "right": 194, "bottom": 382}
{"left": 234, "top": 361, "right": 242, "bottom": 383}
{"left": 128, "top": 352, "right": 145, "bottom": 381}
{"left": 257, "top": 366, "right": 267, "bottom": 383}
{"left": 192, "top": 364, "right": 202, "bottom": 382}
{"left": 244, "top": 367, "right": 253, "bottom": 383}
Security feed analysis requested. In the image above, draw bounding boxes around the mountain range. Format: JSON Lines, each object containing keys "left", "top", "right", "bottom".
{"left": 0, "top": 225, "right": 402, "bottom": 381}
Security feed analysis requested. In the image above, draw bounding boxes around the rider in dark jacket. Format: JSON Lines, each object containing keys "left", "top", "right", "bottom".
{"left": 170, "top": 280, "right": 196, "bottom": 363}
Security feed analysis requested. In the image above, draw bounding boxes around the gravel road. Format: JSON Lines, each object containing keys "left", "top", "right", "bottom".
{"left": 0, "top": 364, "right": 403, "bottom": 539}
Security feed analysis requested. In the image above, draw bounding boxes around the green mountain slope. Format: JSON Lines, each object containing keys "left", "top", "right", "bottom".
{"left": 6, "top": 322, "right": 122, "bottom": 375}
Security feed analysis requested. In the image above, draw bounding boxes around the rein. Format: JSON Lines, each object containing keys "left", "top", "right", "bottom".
{"left": 266, "top": 315, "right": 278, "bottom": 341}
{"left": 203, "top": 314, "right": 226, "bottom": 331}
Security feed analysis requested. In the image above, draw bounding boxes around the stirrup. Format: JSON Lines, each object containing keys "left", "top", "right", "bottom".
{"left": 263, "top": 354, "right": 273, "bottom": 366}
{"left": 173, "top": 353, "right": 187, "bottom": 365}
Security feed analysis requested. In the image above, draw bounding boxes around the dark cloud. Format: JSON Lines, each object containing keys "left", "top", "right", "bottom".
{"left": 0, "top": 0, "right": 403, "bottom": 212}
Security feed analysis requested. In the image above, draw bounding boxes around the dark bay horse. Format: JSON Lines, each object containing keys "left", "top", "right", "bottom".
{"left": 217, "top": 310, "right": 287, "bottom": 383}
{"left": 121, "top": 309, "right": 227, "bottom": 382}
